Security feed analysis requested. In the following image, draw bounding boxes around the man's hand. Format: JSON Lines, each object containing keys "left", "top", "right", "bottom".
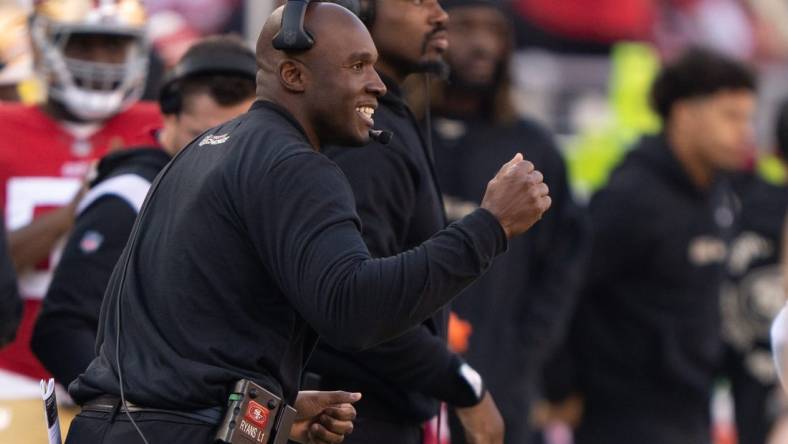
{"left": 455, "top": 391, "right": 504, "bottom": 444}
{"left": 289, "top": 390, "right": 361, "bottom": 444}
{"left": 480, "top": 153, "right": 551, "bottom": 239}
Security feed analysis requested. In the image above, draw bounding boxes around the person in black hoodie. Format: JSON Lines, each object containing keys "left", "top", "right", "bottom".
{"left": 305, "top": 1, "right": 506, "bottom": 443}
{"left": 412, "top": 2, "right": 589, "bottom": 443}
{"left": 31, "top": 35, "right": 257, "bottom": 388}
{"left": 720, "top": 99, "right": 788, "bottom": 444}
{"left": 570, "top": 47, "right": 756, "bottom": 444}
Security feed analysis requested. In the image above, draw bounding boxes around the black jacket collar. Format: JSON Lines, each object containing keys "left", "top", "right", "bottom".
{"left": 250, "top": 100, "right": 310, "bottom": 140}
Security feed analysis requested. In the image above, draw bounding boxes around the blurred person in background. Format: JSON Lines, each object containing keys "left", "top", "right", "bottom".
{"left": 304, "top": 0, "right": 505, "bottom": 443}
{"left": 144, "top": 0, "right": 241, "bottom": 36}
{"left": 144, "top": 0, "right": 243, "bottom": 73}
{"left": 410, "top": 1, "right": 588, "bottom": 443}
{"left": 0, "top": 0, "right": 160, "bottom": 440}
{"left": 720, "top": 98, "right": 788, "bottom": 444}
{"left": 31, "top": 35, "right": 257, "bottom": 389}
{"left": 0, "top": 2, "right": 33, "bottom": 102}
{"left": 653, "top": 0, "right": 755, "bottom": 60}
{"left": 570, "top": 47, "right": 756, "bottom": 444}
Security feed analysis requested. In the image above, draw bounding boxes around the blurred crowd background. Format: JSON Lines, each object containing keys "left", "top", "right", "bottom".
{"left": 1, "top": 0, "right": 788, "bottom": 443}
{"left": 4, "top": 0, "right": 788, "bottom": 194}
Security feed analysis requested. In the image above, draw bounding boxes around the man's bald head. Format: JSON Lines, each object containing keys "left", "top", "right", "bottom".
{"left": 254, "top": 2, "right": 386, "bottom": 148}
{"left": 256, "top": 3, "right": 370, "bottom": 98}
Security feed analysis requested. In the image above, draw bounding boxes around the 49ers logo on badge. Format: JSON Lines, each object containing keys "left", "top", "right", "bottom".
{"left": 245, "top": 401, "right": 270, "bottom": 428}
{"left": 237, "top": 401, "right": 270, "bottom": 443}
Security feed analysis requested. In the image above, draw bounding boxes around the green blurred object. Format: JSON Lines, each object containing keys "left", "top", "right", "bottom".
{"left": 756, "top": 154, "right": 788, "bottom": 186}
{"left": 567, "top": 42, "right": 661, "bottom": 201}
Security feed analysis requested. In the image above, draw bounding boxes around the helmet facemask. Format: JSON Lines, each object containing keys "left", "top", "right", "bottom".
{"left": 31, "top": 15, "right": 149, "bottom": 121}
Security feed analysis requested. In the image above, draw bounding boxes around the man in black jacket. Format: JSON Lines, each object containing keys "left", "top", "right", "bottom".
{"left": 571, "top": 48, "right": 756, "bottom": 444}
{"left": 64, "top": 4, "right": 551, "bottom": 443}
{"left": 424, "top": 2, "right": 589, "bottom": 443}
{"left": 32, "top": 35, "right": 257, "bottom": 389}
{"left": 306, "top": 1, "right": 505, "bottom": 443}
{"left": 46, "top": 35, "right": 365, "bottom": 442}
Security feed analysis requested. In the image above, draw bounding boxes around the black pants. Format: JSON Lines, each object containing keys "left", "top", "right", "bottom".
{"left": 65, "top": 409, "right": 217, "bottom": 443}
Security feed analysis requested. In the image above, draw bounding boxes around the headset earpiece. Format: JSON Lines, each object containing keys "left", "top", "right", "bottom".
{"left": 272, "top": 0, "right": 315, "bottom": 51}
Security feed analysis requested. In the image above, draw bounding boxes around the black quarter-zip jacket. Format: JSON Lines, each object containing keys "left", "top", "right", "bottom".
{"left": 307, "top": 75, "right": 483, "bottom": 426}
{"left": 572, "top": 134, "right": 729, "bottom": 442}
{"left": 69, "top": 100, "right": 507, "bottom": 410}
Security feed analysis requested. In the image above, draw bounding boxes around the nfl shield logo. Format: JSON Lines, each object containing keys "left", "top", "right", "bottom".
{"left": 79, "top": 231, "right": 104, "bottom": 254}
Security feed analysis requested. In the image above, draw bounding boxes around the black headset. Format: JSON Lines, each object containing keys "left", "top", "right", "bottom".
{"left": 158, "top": 51, "right": 258, "bottom": 115}
{"left": 272, "top": 0, "right": 375, "bottom": 53}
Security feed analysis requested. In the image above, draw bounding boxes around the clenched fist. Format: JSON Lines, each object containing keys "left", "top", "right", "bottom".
{"left": 481, "top": 153, "right": 551, "bottom": 238}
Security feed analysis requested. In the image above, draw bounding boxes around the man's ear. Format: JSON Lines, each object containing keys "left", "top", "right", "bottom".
{"left": 279, "top": 59, "right": 307, "bottom": 93}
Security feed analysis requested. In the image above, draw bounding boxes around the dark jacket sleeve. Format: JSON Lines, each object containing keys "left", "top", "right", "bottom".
{"left": 0, "top": 217, "right": 20, "bottom": 348}
{"left": 32, "top": 197, "right": 137, "bottom": 386}
{"left": 246, "top": 151, "right": 507, "bottom": 352}
{"left": 517, "top": 143, "right": 590, "bottom": 367}
{"left": 335, "top": 324, "right": 482, "bottom": 406}
{"left": 325, "top": 145, "right": 482, "bottom": 407}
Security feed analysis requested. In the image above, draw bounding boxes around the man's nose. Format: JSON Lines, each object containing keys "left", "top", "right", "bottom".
{"left": 429, "top": 0, "right": 449, "bottom": 26}
{"left": 366, "top": 70, "right": 387, "bottom": 97}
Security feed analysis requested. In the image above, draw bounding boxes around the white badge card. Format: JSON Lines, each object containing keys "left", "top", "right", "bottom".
{"left": 40, "top": 378, "right": 62, "bottom": 444}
